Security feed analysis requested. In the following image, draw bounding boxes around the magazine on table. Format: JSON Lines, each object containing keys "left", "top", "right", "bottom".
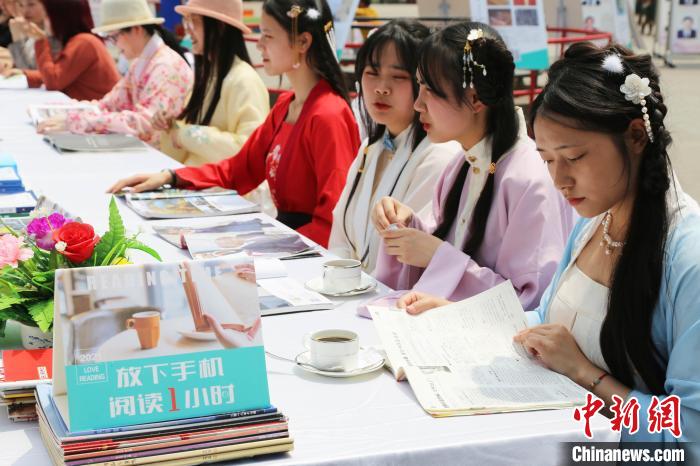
{"left": 0, "top": 190, "right": 37, "bottom": 216}
{"left": 126, "top": 191, "right": 259, "bottom": 219}
{"left": 369, "top": 281, "right": 587, "bottom": 417}
{"left": 0, "top": 349, "right": 53, "bottom": 390}
{"left": 183, "top": 222, "right": 318, "bottom": 260}
{"left": 51, "top": 254, "right": 272, "bottom": 432}
{"left": 257, "top": 278, "right": 334, "bottom": 315}
{"left": 123, "top": 187, "right": 238, "bottom": 201}
{"left": 43, "top": 133, "right": 148, "bottom": 153}
{"left": 152, "top": 217, "right": 274, "bottom": 249}
{"left": 27, "top": 103, "right": 99, "bottom": 126}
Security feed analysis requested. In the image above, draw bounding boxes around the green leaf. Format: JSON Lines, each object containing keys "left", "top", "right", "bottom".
{"left": 125, "top": 239, "right": 162, "bottom": 261}
{"left": 0, "top": 319, "right": 6, "bottom": 338}
{"left": 28, "top": 299, "right": 53, "bottom": 333}
{"left": 92, "top": 197, "right": 126, "bottom": 263}
{"left": 0, "top": 295, "right": 27, "bottom": 310}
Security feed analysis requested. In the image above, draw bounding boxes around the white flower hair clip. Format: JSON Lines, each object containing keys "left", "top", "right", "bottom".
{"left": 462, "top": 29, "right": 487, "bottom": 89}
{"left": 306, "top": 8, "right": 320, "bottom": 20}
{"left": 602, "top": 54, "right": 624, "bottom": 74}
{"left": 620, "top": 73, "right": 654, "bottom": 142}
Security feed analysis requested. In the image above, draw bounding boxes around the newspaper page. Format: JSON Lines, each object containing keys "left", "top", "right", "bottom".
{"left": 370, "top": 281, "right": 587, "bottom": 416}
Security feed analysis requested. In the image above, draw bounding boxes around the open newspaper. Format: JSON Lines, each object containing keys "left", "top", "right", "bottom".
{"left": 369, "top": 281, "right": 587, "bottom": 417}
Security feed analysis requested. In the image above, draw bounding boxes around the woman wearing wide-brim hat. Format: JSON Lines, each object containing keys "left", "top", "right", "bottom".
{"left": 157, "top": 0, "right": 274, "bottom": 213}
{"left": 38, "top": 0, "right": 194, "bottom": 149}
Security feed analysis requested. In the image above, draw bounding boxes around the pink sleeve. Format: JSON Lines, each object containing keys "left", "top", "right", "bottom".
{"left": 414, "top": 172, "right": 570, "bottom": 311}
{"left": 66, "top": 61, "right": 191, "bottom": 142}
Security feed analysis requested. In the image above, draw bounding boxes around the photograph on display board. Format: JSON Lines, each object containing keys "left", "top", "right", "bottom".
{"left": 679, "top": 0, "right": 698, "bottom": 5}
{"left": 513, "top": 0, "right": 537, "bottom": 5}
{"left": 581, "top": 0, "right": 602, "bottom": 5}
{"left": 677, "top": 15, "right": 698, "bottom": 37}
{"left": 584, "top": 15, "right": 597, "bottom": 29}
{"left": 515, "top": 8, "right": 540, "bottom": 25}
{"left": 487, "top": 0, "right": 511, "bottom": 5}
{"left": 671, "top": 10, "right": 700, "bottom": 52}
{"left": 488, "top": 8, "right": 514, "bottom": 25}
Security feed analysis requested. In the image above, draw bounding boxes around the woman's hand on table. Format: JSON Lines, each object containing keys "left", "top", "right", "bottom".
{"left": 379, "top": 227, "right": 443, "bottom": 268}
{"left": 37, "top": 115, "right": 67, "bottom": 134}
{"left": 371, "top": 196, "right": 413, "bottom": 231}
{"left": 107, "top": 171, "right": 172, "bottom": 194}
{"left": 397, "top": 291, "right": 452, "bottom": 315}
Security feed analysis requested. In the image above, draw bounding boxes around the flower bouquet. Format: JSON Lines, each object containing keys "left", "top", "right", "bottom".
{"left": 0, "top": 198, "right": 161, "bottom": 337}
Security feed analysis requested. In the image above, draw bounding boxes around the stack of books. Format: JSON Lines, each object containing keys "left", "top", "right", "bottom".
{"left": 37, "top": 256, "right": 294, "bottom": 465}
{"left": 36, "top": 385, "right": 292, "bottom": 466}
{"left": 0, "top": 349, "right": 53, "bottom": 422}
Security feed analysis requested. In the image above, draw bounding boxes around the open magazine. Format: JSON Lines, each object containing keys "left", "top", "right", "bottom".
{"left": 43, "top": 134, "right": 148, "bottom": 153}
{"left": 257, "top": 278, "right": 334, "bottom": 315}
{"left": 153, "top": 217, "right": 278, "bottom": 249}
{"left": 369, "top": 281, "right": 587, "bottom": 417}
{"left": 125, "top": 189, "right": 259, "bottom": 219}
{"left": 27, "top": 103, "right": 99, "bottom": 126}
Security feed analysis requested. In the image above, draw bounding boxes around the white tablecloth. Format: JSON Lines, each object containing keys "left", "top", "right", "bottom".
{"left": 0, "top": 89, "right": 619, "bottom": 466}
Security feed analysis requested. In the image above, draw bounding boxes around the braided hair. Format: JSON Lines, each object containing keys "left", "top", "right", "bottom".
{"left": 529, "top": 42, "right": 672, "bottom": 395}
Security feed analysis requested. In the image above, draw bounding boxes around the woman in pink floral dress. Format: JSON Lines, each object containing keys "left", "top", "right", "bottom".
{"left": 37, "top": 0, "right": 193, "bottom": 148}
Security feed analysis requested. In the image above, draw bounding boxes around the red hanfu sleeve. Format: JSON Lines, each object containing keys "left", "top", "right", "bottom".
{"left": 297, "top": 112, "right": 360, "bottom": 246}
{"left": 175, "top": 95, "right": 287, "bottom": 193}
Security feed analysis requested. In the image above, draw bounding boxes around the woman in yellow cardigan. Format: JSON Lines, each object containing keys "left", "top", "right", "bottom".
{"left": 156, "top": 0, "right": 269, "bottom": 167}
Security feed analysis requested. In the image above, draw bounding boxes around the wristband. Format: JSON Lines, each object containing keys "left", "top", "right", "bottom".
{"left": 589, "top": 371, "right": 608, "bottom": 391}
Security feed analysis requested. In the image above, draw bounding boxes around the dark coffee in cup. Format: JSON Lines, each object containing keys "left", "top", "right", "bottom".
{"left": 315, "top": 336, "right": 353, "bottom": 343}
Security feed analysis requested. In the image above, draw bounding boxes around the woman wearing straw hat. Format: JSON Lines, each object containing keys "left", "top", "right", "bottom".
{"left": 157, "top": 0, "right": 269, "bottom": 167}
{"left": 109, "top": 0, "right": 360, "bottom": 248}
{"left": 37, "top": 0, "right": 193, "bottom": 149}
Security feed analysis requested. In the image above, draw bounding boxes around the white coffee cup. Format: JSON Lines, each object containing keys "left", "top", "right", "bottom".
{"left": 322, "top": 259, "right": 361, "bottom": 293}
{"left": 306, "top": 329, "right": 359, "bottom": 371}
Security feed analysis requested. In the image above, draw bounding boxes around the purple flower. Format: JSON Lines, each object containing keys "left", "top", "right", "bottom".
{"left": 26, "top": 213, "right": 71, "bottom": 250}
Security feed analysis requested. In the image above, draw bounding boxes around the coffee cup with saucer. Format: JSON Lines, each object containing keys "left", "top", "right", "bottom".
{"left": 295, "top": 329, "right": 384, "bottom": 377}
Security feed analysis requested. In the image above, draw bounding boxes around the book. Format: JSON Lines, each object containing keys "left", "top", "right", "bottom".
{"left": 124, "top": 188, "right": 238, "bottom": 201}
{"left": 369, "top": 281, "right": 587, "bottom": 417}
{"left": 1, "top": 349, "right": 52, "bottom": 384}
{"left": 257, "top": 278, "right": 334, "bottom": 315}
{"left": 0, "top": 190, "right": 37, "bottom": 216}
{"left": 52, "top": 254, "right": 271, "bottom": 431}
{"left": 28, "top": 103, "right": 99, "bottom": 126}
{"left": 43, "top": 134, "right": 148, "bottom": 153}
{"left": 126, "top": 192, "right": 259, "bottom": 219}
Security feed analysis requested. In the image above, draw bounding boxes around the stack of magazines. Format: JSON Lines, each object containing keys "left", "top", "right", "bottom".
{"left": 36, "top": 385, "right": 293, "bottom": 466}
{"left": 0, "top": 349, "right": 53, "bottom": 422}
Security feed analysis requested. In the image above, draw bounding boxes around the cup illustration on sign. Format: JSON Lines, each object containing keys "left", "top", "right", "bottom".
{"left": 125, "top": 311, "right": 161, "bottom": 349}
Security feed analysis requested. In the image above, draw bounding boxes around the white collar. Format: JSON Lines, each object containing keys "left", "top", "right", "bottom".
{"left": 132, "top": 33, "right": 164, "bottom": 80}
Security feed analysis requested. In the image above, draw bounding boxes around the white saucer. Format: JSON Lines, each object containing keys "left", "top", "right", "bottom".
{"left": 177, "top": 329, "right": 217, "bottom": 341}
{"left": 294, "top": 349, "right": 385, "bottom": 378}
{"left": 305, "top": 275, "right": 377, "bottom": 297}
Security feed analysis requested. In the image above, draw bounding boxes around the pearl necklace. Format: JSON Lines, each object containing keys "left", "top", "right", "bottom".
{"left": 600, "top": 211, "right": 625, "bottom": 255}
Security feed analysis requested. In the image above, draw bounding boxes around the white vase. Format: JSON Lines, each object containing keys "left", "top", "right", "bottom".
{"left": 18, "top": 322, "right": 53, "bottom": 349}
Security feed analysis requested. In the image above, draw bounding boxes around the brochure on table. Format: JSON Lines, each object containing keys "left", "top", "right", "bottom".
{"left": 52, "top": 255, "right": 271, "bottom": 431}
{"left": 670, "top": 0, "right": 700, "bottom": 53}
{"left": 418, "top": 0, "right": 549, "bottom": 70}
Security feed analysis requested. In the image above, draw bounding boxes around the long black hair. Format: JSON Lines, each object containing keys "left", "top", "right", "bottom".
{"left": 180, "top": 16, "right": 251, "bottom": 125}
{"left": 529, "top": 42, "right": 672, "bottom": 395}
{"left": 419, "top": 22, "right": 519, "bottom": 256}
{"left": 355, "top": 19, "right": 429, "bottom": 151}
{"left": 262, "top": 0, "right": 350, "bottom": 104}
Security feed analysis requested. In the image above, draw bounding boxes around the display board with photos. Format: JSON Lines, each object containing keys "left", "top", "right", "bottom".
{"left": 51, "top": 255, "right": 271, "bottom": 431}
{"left": 670, "top": 0, "right": 700, "bottom": 53}
{"left": 418, "top": 0, "right": 549, "bottom": 69}
{"left": 580, "top": 0, "right": 632, "bottom": 45}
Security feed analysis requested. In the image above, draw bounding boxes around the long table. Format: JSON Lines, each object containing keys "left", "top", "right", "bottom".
{"left": 0, "top": 89, "right": 619, "bottom": 466}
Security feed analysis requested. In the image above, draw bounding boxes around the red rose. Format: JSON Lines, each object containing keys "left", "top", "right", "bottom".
{"left": 53, "top": 222, "right": 100, "bottom": 263}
